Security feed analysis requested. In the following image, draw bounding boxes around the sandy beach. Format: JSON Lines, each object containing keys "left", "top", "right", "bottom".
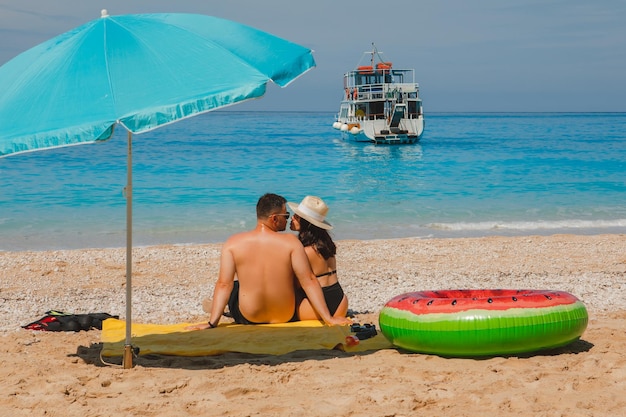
{"left": 1, "top": 234, "right": 625, "bottom": 416}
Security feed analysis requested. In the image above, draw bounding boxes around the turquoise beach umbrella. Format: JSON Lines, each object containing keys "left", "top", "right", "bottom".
{"left": 0, "top": 10, "right": 315, "bottom": 367}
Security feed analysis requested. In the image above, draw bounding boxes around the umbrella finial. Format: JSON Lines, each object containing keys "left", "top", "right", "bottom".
{"left": 101, "top": 9, "right": 109, "bottom": 18}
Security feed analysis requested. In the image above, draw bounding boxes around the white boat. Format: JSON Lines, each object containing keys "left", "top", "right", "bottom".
{"left": 333, "top": 44, "right": 424, "bottom": 144}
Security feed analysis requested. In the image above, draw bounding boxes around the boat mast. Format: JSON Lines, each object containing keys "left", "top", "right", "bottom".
{"left": 370, "top": 43, "right": 386, "bottom": 67}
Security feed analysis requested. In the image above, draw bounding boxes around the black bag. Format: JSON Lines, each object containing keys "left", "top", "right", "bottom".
{"left": 22, "top": 310, "right": 118, "bottom": 332}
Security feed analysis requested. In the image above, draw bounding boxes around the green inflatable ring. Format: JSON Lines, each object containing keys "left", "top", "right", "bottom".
{"left": 379, "top": 289, "right": 588, "bottom": 357}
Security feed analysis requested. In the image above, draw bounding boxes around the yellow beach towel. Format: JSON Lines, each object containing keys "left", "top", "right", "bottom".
{"left": 101, "top": 319, "right": 393, "bottom": 357}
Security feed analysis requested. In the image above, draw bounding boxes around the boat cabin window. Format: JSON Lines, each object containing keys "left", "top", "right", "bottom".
{"left": 355, "top": 71, "right": 406, "bottom": 86}
{"left": 356, "top": 74, "right": 378, "bottom": 86}
{"left": 369, "top": 102, "right": 384, "bottom": 118}
{"left": 407, "top": 101, "right": 423, "bottom": 116}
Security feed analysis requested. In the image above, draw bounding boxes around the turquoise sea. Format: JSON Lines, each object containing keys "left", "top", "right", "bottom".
{"left": 1, "top": 112, "right": 625, "bottom": 251}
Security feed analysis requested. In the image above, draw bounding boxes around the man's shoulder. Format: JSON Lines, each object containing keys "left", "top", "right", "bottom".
{"left": 225, "top": 229, "right": 302, "bottom": 246}
{"left": 281, "top": 232, "right": 306, "bottom": 250}
{"left": 224, "top": 229, "right": 298, "bottom": 242}
{"left": 224, "top": 230, "right": 254, "bottom": 245}
{"left": 259, "top": 231, "right": 302, "bottom": 246}
{"left": 278, "top": 231, "right": 299, "bottom": 240}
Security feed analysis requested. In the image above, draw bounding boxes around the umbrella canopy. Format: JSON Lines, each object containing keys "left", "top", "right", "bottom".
{"left": 0, "top": 10, "right": 315, "bottom": 155}
{"left": 0, "top": 10, "right": 315, "bottom": 367}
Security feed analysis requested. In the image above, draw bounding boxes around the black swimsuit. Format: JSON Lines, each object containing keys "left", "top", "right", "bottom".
{"left": 298, "top": 270, "right": 346, "bottom": 316}
{"left": 228, "top": 280, "right": 300, "bottom": 324}
{"left": 319, "top": 282, "right": 345, "bottom": 316}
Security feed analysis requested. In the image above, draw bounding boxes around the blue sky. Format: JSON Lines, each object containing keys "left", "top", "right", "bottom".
{"left": 1, "top": 0, "right": 624, "bottom": 112}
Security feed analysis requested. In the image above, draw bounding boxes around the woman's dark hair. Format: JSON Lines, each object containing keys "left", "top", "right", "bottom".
{"left": 297, "top": 216, "right": 336, "bottom": 259}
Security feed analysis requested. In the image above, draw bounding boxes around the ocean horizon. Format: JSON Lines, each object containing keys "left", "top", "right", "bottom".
{"left": 1, "top": 111, "right": 625, "bottom": 251}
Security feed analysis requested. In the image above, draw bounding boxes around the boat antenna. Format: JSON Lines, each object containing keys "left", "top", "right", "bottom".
{"left": 370, "top": 43, "right": 385, "bottom": 66}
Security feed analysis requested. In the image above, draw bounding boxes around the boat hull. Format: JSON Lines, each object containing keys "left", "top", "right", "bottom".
{"left": 339, "top": 129, "right": 421, "bottom": 144}
{"left": 336, "top": 116, "right": 424, "bottom": 144}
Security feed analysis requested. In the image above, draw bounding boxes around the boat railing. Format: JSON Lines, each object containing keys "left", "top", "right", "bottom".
{"left": 351, "top": 111, "right": 422, "bottom": 121}
{"left": 351, "top": 84, "right": 419, "bottom": 101}
{"left": 356, "top": 89, "right": 420, "bottom": 101}
{"left": 358, "top": 91, "right": 385, "bottom": 100}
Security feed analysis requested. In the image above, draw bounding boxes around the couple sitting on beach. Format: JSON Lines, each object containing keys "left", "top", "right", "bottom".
{"left": 191, "top": 193, "right": 351, "bottom": 330}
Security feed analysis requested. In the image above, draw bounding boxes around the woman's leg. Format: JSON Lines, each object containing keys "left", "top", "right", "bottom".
{"left": 298, "top": 294, "right": 349, "bottom": 320}
{"left": 333, "top": 295, "right": 349, "bottom": 318}
{"left": 297, "top": 298, "right": 320, "bottom": 321}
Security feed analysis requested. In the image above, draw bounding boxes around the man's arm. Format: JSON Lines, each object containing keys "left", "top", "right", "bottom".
{"left": 291, "top": 240, "right": 351, "bottom": 326}
{"left": 209, "top": 244, "right": 237, "bottom": 325}
{"left": 188, "top": 243, "right": 236, "bottom": 330}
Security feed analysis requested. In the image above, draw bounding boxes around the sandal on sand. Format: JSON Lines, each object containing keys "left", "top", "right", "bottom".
{"left": 350, "top": 323, "right": 378, "bottom": 340}
{"left": 22, "top": 311, "right": 118, "bottom": 332}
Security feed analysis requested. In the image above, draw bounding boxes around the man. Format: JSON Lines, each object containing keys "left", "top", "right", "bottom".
{"left": 193, "top": 193, "right": 351, "bottom": 329}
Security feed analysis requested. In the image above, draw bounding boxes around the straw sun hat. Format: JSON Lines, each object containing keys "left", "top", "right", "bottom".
{"left": 287, "top": 196, "right": 333, "bottom": 230}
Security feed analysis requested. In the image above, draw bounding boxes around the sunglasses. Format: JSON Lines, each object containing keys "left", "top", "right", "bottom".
{"left": 273, "top": 212, "right": 290, "bottom": 219}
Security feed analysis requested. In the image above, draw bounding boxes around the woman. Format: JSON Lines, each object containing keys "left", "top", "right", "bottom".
{"left": 288, "top": 196, "right": 349, "bottom": 319}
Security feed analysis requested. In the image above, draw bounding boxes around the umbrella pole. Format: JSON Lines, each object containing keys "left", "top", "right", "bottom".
{"left": 123, "top": 131, "right": 134, "bottom": 369}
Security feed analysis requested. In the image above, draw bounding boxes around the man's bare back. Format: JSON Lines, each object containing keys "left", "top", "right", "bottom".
{"left": 221, "top": 228, "right": 303, "bottom": 323}
{"left": 191, "top": 194, "right": 351, "bottom": 330}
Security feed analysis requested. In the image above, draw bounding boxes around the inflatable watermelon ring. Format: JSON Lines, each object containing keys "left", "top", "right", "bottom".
{"left": 379, "top": 289, "right": 588, "bottom": 357}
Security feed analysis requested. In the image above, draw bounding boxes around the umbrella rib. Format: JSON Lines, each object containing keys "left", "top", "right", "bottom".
{"left": 101, "top": 18, "right": 120, "bottom": 126}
